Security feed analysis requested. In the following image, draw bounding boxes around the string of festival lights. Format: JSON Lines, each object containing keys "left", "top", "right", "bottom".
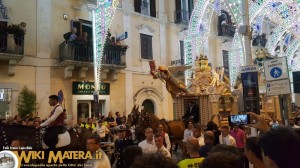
{"left": 185, "top": 0, "right": 300, "bottom": 88}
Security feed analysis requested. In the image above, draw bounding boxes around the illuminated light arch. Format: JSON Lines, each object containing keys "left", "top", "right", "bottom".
{"left": 185, "top": 0, "right": 245, "bottom": 88}
{"left": 265, "top": 26, "right": 286, "bottom": 55}
{"left": 186, "top": 0, "right": 300, "bottom": 87}
{"left": 285, "top": 40, "right": 300, "bottom": 67}
{"left": 93, "top": 0, "right": 119, "bottom": 90}
{"left": 185, "top": 0, "right": 212, "bottom": 64}
{"left": 229, "top": 34, "right": 244, "bottom": 85}
{"left": 292, "top": 55, "right": 300, "bottom": 72}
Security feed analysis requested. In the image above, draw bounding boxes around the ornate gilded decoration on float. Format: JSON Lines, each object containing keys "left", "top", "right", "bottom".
{"left": 149, "top": 54, "right": 231, "bottom": 97}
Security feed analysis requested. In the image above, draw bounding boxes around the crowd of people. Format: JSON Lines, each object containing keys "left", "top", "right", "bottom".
{"left": 2, "top": 94, "right": 300, "bottom": 168}
{"left": 74, "top": 110, "right": 300, "bottom": 168}
{"left": 2, "top": 114, "right": 42, "bottom": 127}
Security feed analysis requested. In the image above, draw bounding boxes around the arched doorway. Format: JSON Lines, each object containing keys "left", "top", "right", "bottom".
{"left": 142, "top": 99, "right": 155, "bottom": 114}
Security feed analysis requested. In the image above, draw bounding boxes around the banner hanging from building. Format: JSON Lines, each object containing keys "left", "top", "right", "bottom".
{"left": 240, "top": 65, "right": 260, "bottom": 114}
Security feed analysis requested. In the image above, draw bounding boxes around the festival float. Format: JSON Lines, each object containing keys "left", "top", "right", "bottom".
{"left": 150, "top": 54, "right": 236, "bottom": 126}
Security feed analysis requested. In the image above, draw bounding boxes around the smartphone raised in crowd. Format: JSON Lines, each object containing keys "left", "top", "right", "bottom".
{"left": 228, "top": 114, "right": 251, "bottom": 126}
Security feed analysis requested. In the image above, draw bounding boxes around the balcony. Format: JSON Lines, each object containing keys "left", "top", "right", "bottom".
{"left": 0, "top": 34, "right": 25, "bottom": 76}
{"left": 218, "top": 24, "right": 236, "bottom": 38}
{"left": 252, "top": 34, "right": 267, "bottom": 47}
{"left": 59, "top": 41, "right": 126, "bottom": 80}
{"left": 174, "top": 10, "right": 191, "bottom": 25}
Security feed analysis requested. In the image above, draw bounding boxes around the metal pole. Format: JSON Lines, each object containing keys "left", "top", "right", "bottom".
{"left": 242, "top": 0, "right": 252, "bottom": 65}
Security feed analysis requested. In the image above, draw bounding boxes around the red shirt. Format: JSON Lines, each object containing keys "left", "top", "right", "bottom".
{"left": 230, "top": 128, "right": 245, "bottom": 149}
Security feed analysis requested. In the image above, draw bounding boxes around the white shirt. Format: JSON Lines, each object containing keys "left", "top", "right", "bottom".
{"left": 157, "top": 146, "right": 171, "bottom": 158}
{"left": 84, "top": 148, "right": 111, "bottom": 168}
{"left": 93, "top": 125, "right": 110, "bottom": 138}
{"left": 183, "top": 129, "right": 193, "bottom": 143}
{"left": 40, "top": 104, "right": 64, "bottom": 127}
{"left": 198, "top": 135, "right": 205, "bottom": 147}
{"left": 138, "top": 139, "right": 157, "bottom": 154}
{"left": 219, "top": 134, "right": 236, "bottom": 146}
{"left": 292, "top": 124, "right": 300, "bottom": 128}
{"left": 162, "top": 132, "right": 171, "bottom": 151}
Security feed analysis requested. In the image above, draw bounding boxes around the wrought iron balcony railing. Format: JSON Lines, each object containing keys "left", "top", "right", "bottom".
{"left": 218, "top": 24, "right": 236, "bottom": 38}
{"left": 59, "top": 42, "right": 126, "bottom": 67}
{"left": 0, "top": 33, "right": 25, "bottom": 55}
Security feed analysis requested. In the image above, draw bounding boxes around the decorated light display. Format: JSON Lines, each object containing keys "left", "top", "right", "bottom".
{"left": 185, "top": 0, "right": 300, "bottom": 89}
{"left": 285, "top": 40, "right": 300, "bottom": 67}
{"left": 229, "top": 34, "right": 244, "bottom": 86}
{"left": 266, "top": 26, "right": 286, "bottom": 55}
{"left": 93, "top": 0, "right": 118, "bottom": 90}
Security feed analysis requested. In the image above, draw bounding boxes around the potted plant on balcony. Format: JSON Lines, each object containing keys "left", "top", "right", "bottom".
{"left": 7, "top": 22, "right": 26, "bottom": 45}
{"left": 7, "top": 22, "right": 26, "bottom": 54}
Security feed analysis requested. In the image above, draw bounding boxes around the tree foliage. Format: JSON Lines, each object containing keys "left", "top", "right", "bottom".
{"left": 17, "top": 86, "right": 37, "bottom": 118}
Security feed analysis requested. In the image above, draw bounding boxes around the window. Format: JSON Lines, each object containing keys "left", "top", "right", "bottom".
{"left": 140, "top": 34, "right": 153, "bottom": 59}
{"left": 134, "top": 0, "right": 156, "bottom": 17}
{"left": 0, "top": 88, "right": 11, "bottom": 119}
{"left": 175, "top": 0, "right": 194, "bottom": 24}
{"left": 222, "top": 50, "right": 230, "bottom": 78}
{"left": 180, "top": 41, "right": 185, "bottom": 65}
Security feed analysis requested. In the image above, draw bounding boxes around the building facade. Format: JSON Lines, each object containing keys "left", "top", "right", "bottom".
{"left": 0, "top": 0, "right": 206, "bottom": 124}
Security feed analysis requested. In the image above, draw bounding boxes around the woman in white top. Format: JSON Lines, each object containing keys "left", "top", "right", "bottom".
{"left": 182, "top": 120, "right": 194, "bottom": 158}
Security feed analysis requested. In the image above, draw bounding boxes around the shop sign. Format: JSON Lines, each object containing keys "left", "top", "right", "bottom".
{"left": 72, "top": 82, "right": 110, "bottom": 95}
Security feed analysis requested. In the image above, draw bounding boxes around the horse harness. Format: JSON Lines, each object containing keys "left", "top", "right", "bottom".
{"left": 140, "top": 112, "right": 151, "bottom": 128}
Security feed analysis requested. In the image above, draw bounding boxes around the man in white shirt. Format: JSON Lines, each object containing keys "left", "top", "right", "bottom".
{"left": 157, "top": 124, "right": 171, "bottom": 151}
{"left": 39, "top": 95, "right": 66, "bottom": 149}
{"left": 155, "top": 133, "right": 171, "bottom": 158}
{"left": 138, "top": 127, "right": 157, "bottom": 154}
{"left": 85, "top": 134, "right": 111, "bottom": 168}
{"left": 219, "top": 125, "right": 236, "bottom": 146}
{"left": 93, "top": 120, "right": 111, "bottom": 142}
{"left": 193, "top": 123, "right": 205, "bottom": 146}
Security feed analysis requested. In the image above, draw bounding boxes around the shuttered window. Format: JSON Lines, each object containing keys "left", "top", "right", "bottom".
{"left": 222, "top": 50, "right": 230, "bottom": 78}
{"left": 180, "top": 41, "right": 185, "bottom": 65}
{"left": 140, "top": 34, "right": 153, "bottom": 60}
